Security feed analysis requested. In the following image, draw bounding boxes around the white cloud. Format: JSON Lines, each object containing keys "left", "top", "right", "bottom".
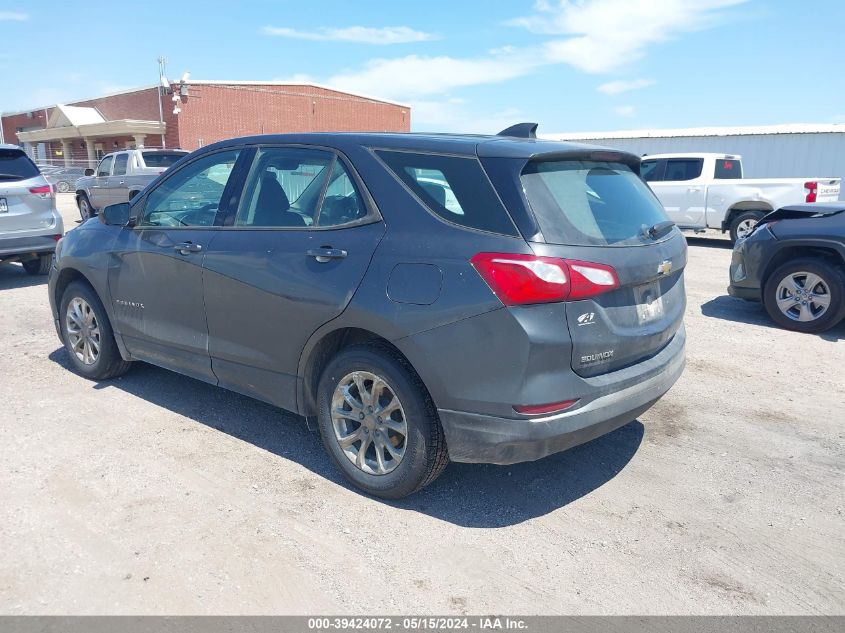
{"left": 614, "top": 105, "right": 635, "bottom": 117}
{"left": 597, "top": 78, "right": 656, "bottom": 95}
{"left": 261, "top": 25, "right": 436, "bottom": 45}
{"left": 0, "top": 11, "right": 28, "bottom": 20}
{"left": 514, "top": 0, "right": 746, "bottom": 73}
{"left": 327, "top": 53, "right": 538, "bottom": 99}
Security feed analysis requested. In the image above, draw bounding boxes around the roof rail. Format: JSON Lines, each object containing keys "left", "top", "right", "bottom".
{"left": 497, "top": 122, "right": 538, "bottom": 139}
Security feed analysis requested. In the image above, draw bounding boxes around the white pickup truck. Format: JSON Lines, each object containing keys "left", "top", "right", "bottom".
{"left": 641, "top": 153, "right": 841, "bottom": 243}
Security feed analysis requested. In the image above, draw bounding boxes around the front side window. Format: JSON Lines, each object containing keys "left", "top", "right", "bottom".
{"left": 376, "top": 150, "right": 517, "bottom": 235}
{"left": 640, "top": 159, "right": 665, "bottom": 182}
{"left": 112, "top": 153, "right": 128, "bottom": 176}
{"left": 663, "top": 158, "right": 703, "bottom": 182}
{"left": 521, "top": 160, "right": 670, "bottom": 247}
{"left": 96, "top": 156, "right": 113, "bottom": 177}
{"left": 139, "top": 149, "right": 240, "bottom": 227}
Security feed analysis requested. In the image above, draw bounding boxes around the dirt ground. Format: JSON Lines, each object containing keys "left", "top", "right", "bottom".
{"left": 0, "top": 194, "right": 842, "bottom": 614}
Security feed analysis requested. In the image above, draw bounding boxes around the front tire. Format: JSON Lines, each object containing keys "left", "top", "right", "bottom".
{"left": 729, "top": 210, "right": 765, "bottom": 244}
{"left": 317, "top": 344, "right": 449, "bottom": 499}
{"left": 763, "top": 258, "right": 845, "bottom": 333}
{"left": 22, "top": 254, "right": 51, "bottom": 275}
{"left": 59, "top": 281, "right": 132, "bottom": 380}
{"left": 77, "top": 193, "right": 94, "bottom": 221}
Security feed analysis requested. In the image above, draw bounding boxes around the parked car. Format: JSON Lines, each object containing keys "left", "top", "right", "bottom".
{"left": 45, "top": 166, "right": 88, "bottom": 193}
{"left": 48, "top": 127, "right": 687, "bottom": 498}
{"left": 728, "top": 203, "right": 845, "bottom": 333}
{"left": 0, "top": 145, "right": 64, "bottom": 275}
{"left": 75, "top": 148, "right": 189, "bottom": 220}
{"left": 641, "top": 153, "right": 841, "bottom": 243}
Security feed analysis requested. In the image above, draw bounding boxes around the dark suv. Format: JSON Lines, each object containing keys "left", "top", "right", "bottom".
{"left": 48, "top": 127, "right": 687, "bottom": 498}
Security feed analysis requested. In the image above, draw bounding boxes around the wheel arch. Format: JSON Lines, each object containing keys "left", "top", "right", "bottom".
{"left": 761, "top": 242, "right": 845, "bottom": 288}
{"left": 297, "top": 326, "right": 440, "bottom": 418}
{"left": 53, "top": 266, "right": 95, "bottom": 310}
{"left": 722, "top": 203, "right": 774, "bottom": 230}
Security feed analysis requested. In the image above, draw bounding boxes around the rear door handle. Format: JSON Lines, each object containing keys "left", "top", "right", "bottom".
{"left": 687, "top": 187, "right": 701, "bottom": 193}
{"left": 174, "top": 242, "right": 202, "bottom": 255}
{"left": 306, "top": 247, "right": 347, "bottom": 262}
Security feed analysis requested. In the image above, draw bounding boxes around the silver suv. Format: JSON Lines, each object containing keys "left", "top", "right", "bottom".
{"left": 0, "top": 145, "right": 64, "bottom": 275}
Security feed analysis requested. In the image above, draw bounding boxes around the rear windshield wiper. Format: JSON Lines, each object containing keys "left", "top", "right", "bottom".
{"left": 644, "top": 221, "right": 675, "bottom": 240}
{"left": 0, "top": 173, "right": 26, "bottom": 180}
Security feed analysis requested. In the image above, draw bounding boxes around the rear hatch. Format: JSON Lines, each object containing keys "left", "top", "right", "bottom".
{"left": 0, "top": 148, "right": 55, "bottom": 233}
{"left": 519, "top": 155, "right": 687, "bottom": 377}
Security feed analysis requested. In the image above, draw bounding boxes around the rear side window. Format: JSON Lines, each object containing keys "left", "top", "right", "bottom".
{"left": 714, "top": 158, "right": 742, "bottom": 179}
{"left": 663, "top": 158, "right": 703, "bottom": 181}
{"left": 0, "top": 148, "right": 39, "bottom": 182}
{"left": 521, "top": 160, "right": 670, "bottom": 246}
{"left": 113, "top": 153, "right": 128, "bottom": 176}
{"left": 376, "top": 150, "right": 517, "bottom": 236}
{"left": 142, "top": 152, "right": 187, "bottom": 168}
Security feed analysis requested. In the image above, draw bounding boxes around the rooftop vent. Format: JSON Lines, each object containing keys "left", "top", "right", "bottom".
{"left": 497, "top": 122, "right": 538, "bottom": 139}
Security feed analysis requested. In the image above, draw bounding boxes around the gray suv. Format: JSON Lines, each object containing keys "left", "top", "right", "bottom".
{"left": 0, "top": 145, "right": 65, "bottom": 275}
{"left": 48, "top": 127, "right": 686, "bottom": 498}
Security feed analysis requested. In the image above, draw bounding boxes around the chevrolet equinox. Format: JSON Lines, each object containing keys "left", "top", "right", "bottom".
{"left": 48, "top": 125, "right": 686, "bottom": 498}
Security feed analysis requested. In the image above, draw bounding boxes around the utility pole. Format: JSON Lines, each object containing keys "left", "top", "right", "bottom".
{"left": 157, "top": 56, "right": 167, "bottom": 149}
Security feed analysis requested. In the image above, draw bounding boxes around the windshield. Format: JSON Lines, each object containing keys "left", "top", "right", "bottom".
{"left": 142, "top": 152, "right": 188, "bottom": 168}
{"left": 521, "top": 160, "right": 670, "bottom": 246}
{"left": 0, "top": 148, "right": 40, "bottom": 181}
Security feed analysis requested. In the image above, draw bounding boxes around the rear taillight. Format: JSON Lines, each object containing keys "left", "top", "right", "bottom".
{"left": 29, "top": 184, "right": 53, "bottom": 199}
{"left": 470, "top": 253, "right": 619, "bottom": 305}
{"left": 805, "top": 181, "right": 818, "bottom": 203}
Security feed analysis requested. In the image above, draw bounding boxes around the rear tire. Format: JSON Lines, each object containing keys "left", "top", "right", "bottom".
{"left": 317, "top": 344, "right": 449, "bottom": 499}
{"left": 59, "top": 281, "right": 132, "bottom": 380}
{"left": 56, "top": 180, "right": 70, "bottom": 193}
{"left": 22, "top": 254, "right": 51, "bottom": 275}
{"left": 763, "top": 258, "right": 845, "bottom": 333}
{"left": 729, "top": 210, "right": 765, "bottom": 244}
{"left": 77, "top": 193, "right": 94, "bottom": 221}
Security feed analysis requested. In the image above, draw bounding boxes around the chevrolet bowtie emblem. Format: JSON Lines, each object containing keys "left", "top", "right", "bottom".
{"left": 657, "top": 260, "right": 672, "bottom": 275}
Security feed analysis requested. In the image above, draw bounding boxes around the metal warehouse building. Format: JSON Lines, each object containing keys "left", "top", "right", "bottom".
{"left": 544, "top": 124, "right": 845, "bottom": 184}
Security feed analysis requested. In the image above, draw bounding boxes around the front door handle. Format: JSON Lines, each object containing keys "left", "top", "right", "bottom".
{"left": 174, "top": 242, "right": 202, "bottom": 255}
{"left": 306, "top": 247, "right": 347, "bottom": 263}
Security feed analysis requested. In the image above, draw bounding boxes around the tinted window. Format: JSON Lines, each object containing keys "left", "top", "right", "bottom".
{"left": 0, "top": 148, "right": 39, "bottom": 181}
{"left": 96, "top": 156, "right": 113, "bottom": 177}
{"left": 376, "top": 150, "right": 517, "bottom": 236}
{"left": 640, "top": 159, "right": 665, "bottom": 182}
{"left": 714, "top": 158, "right": 742, "bottom": 179}
{"left": 317, "top": 159, "right": 368, "bottom": 227}
{"left": 142, "top": 151, "right": 188, "bottom": 168}
{"left": 663, "top": 158, "right": 703, "bottom": 181}
{"left": 140, "top": 149, "right": 240, "bottom": 227}
{"left": 112, "top": 153, "right": 128, "bottom": 176}
{"left": 521, "top": 160, "right": 670, "bottom": 247}
{"left": 237, "top": 147, "right": 333, "bottom": 227}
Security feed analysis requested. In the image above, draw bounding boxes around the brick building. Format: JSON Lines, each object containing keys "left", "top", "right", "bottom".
{"left": 0, "top": 81, "right": 410, "bottom": 167}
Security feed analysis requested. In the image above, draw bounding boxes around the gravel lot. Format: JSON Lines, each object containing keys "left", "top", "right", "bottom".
{"left": 0, "top": 194, "right": 842, "bottom": 615}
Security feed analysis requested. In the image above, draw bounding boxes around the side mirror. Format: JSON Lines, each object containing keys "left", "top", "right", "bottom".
{"left": 100, "top": 202, "right": 132, "bottom": 227}
{"left": 84, "top": 168, "right": 95, "bottom": 176}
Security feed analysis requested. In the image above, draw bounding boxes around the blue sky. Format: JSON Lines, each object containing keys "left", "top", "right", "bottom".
{"left": 1, "top": 0, "right": 844, "bottom": 133}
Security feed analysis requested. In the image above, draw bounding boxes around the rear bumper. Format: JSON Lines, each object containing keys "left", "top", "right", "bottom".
{"left": 0, "top": 233, "right": 60, "bottom": 259}
{"left": 727, "top": 284, "right": 760, "bottom": 300}
{"left": 439, "top": 326, "right": 686, "bottom": 464}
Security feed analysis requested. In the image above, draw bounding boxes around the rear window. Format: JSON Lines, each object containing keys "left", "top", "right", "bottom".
{"left": 142, "top": 152, "right": 187, "bottom": 168}
{"left": 521, "top": 160, "right": 670, "bottom": 246}
{"left": 375, "top": 150, "right": 517, "bottom": 236}
{"left": 714, "top": 158, "right": 742, "bottom": 179}
{"left": 0, "top": 148, "right": 39, "bottom": 182}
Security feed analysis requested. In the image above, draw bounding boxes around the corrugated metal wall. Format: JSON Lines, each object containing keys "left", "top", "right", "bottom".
{"left": 555, "top": 133, "right": 845, "bottom": 184}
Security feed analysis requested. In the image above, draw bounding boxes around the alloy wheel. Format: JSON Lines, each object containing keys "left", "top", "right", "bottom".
{"left": 330, "top": 371, "right": 408, "bottom": 475}
{"left": 65, "top": 297, "right": 101, "bottom": 365}
{"left": 735, "top": 218, "right": 757, "bottom": 240}
{"left": 79, "top": 198, "right": 91, "bottom": 220}
{"left": 775, "top": 271, "right": 831, "bottom": 322}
